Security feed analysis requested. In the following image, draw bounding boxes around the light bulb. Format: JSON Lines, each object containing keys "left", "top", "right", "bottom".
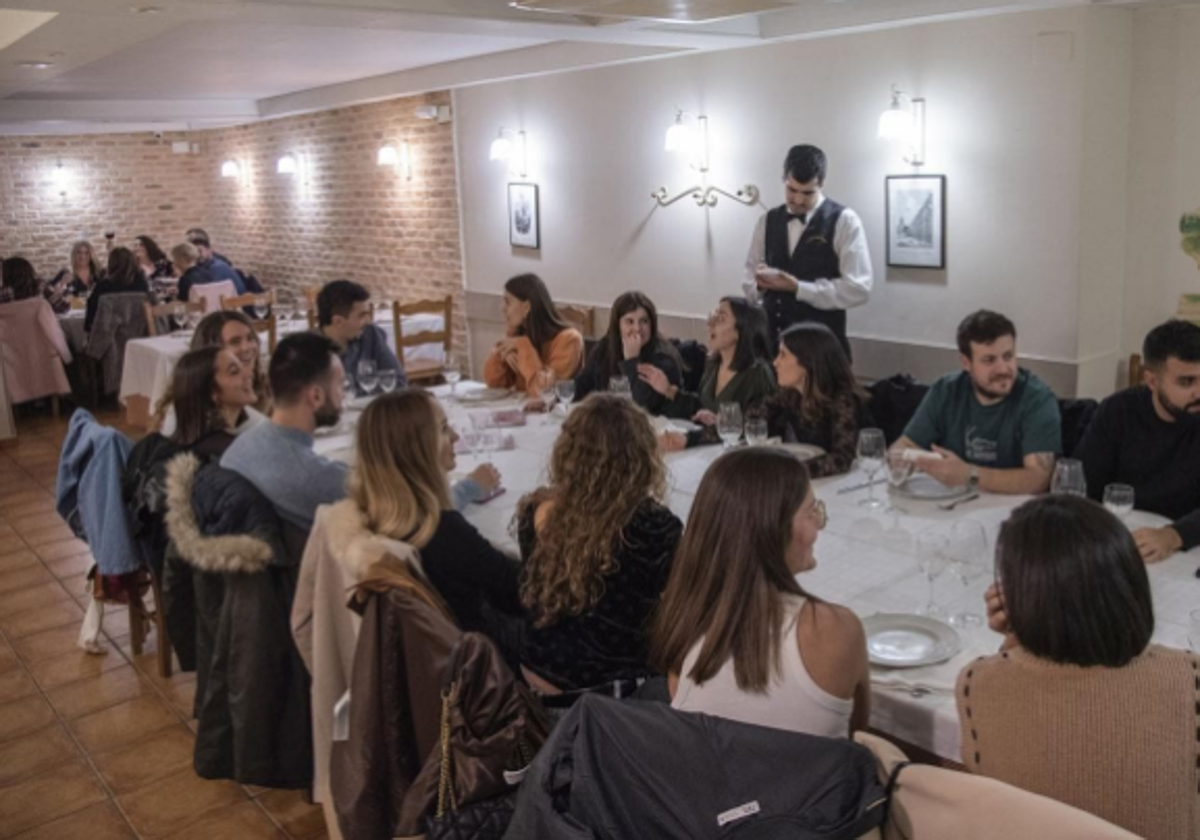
{"left": 220, "top": 160, "right": 240, "bottom": 178}
{"left": 377, "top": 145, "right": 398, "bottom": 167}
{"left": 878, "top": 105, "right": 914, "bottom": 143}
{"left": 276, "top": 154, "right": 297, "bottom": 175}
{"left": 489, "top": 135, "right": 512, "bottom": 163}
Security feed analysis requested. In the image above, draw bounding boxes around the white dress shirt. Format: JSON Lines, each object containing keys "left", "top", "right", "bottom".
{"left": 742, "top": 195, "right": 873, "bottom": 311}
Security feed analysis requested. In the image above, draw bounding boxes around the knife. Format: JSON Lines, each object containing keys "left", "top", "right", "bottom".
{"left": 939, "top": 492, "right": 980, "bottom": 511}
{"left": 837, "top": 478, "right": 887, "bottom": 495}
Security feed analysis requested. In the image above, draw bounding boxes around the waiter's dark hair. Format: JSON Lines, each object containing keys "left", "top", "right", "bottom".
{"left": 783, "top": 145, "right": 827, "bottom": 185}
{"left": 1143, "top": 319, "right": 1200, "bottom": 370}
{"left": 956, "top": 310, "right": 1016, "bottom": 359}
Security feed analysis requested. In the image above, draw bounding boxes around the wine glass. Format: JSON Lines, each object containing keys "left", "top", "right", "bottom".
{"left": 444, "top": 354, "right": 462, "bottom": 397}
{"left": 1103, "top": 483, "right": 1135, "bottom": 520}
{"left": 915, "top": 532, "right": 949, "bottom": 619}
{"left": 885, "top": 451, "right": 913, "bottom": 513}
{"left": 609, "top": 375, "right": 632, "bottom": 398}
{"left": 554, "top": 379, "right": 576, "bottom": 410}
{"left": 946, "top": 521, "right": 989, "bottom": 628}
{"left": 856, "top": 428, "right": 887, "bottom": 509}
{"left": 357, "top": 360, "right": 378, "bottom": 396}
{"left": 1051, "top": 458, "right": 1087, "bottom": 496}
{"left": 531, "top": 369, "right": 556, "bottom": 403}
{"left": 252, "top": 297, "right": 270, "bottom": 321}
{"left": 717, "top": 402, "right": 743, "bottom": 448}
{"left": 185, "top": 309, "right": 202, "bottom": 330}
{"left": 745, "top": 417, "right": 769, "bottom": 446}
{"left": 275, "top": 301, "right": 294, "bottom": 324}
{"left": 342, "top": 372, "right": 356, "bottom": 398}
{"left": 170, "top": 303, "right": 188, "bottom": 331}
{"left": 377, "top": 369, "right": 398, "bottom": 394}
{"left": 470, "top": 411, "right": 498, "bottom": 460}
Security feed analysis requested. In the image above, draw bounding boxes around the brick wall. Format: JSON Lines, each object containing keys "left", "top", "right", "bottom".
{"left": 0, "top": 90, "right": 466, "bottom": 349}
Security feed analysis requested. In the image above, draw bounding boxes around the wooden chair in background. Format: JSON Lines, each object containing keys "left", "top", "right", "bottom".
{"left": 392, "top": 295, "right": 452, "bottom": 383}
{"left": 1128, "top": 353, "right": 1143, "bottom": 389}
{"left": 303, "top": 286, "right": 321, "bottom": 329}
{"left": 143, "top": 300, "right": 206, "bottom": 338}
{"left": 558, "top": 304, "right": 596, "bottom": 338}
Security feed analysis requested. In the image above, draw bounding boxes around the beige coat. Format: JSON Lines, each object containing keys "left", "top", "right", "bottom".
{"left": 290, "top": 499, "right": 421, "bottom": 840}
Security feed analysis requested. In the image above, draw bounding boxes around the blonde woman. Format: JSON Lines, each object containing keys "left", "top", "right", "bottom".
{"left": 352, "top": 390, "right": 522, "bottom": 639}
{"left": 516, "top": 393, "right": 683, "bottom": 697}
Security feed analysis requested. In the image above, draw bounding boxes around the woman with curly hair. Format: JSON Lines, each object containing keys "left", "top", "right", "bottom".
{"left": 516, "top": 393, "right": 683, "bottom": 697}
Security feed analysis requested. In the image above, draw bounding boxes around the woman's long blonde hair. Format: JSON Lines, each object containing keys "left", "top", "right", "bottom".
{"left": 518, "top": 394, "right": 666, "bottom": 627}
{"left": 351, "top": 390, "right": 451, "bottom": 547}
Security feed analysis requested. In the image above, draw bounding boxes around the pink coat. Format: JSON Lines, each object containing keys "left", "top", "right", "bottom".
{"left": 0, "top": 298, "right": 72, "bottom": 404}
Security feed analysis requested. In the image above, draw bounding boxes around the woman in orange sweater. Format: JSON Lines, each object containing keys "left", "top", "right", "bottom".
{"left": 484, "top": 273, "right": 583, "bottom": 397}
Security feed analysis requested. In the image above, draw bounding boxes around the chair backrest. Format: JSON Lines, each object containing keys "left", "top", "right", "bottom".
{"left": 0, "top": 297, "right": 71, "bottom": 404}
{"left": 252, "top": 315, "right": 278, "bottom": 356}
{"left": 866, "top": 374, "right": 931, "bottom": 446}
{"left": 221, "top": 289, "right": 275, "bottom": 312}
{"left": 669, "top": 338, "right": 709, "bottom": 394}
{"left": 143, "top": 300, "right": 206, "bottom": 338}
{"left": 558, "top": 304, "right": 595, "bottom": 338}
{"left": 1058, "top": 398, "right": 1098, "bottom": 458}
{"left": 190, "top": 281, "right": 237, "bottom": 315}
{"left": 392, "top": 295, "right": 452, "bottom": 353}
{"left": 1127, "top": 353, "right": 1143, "bottom": 389}
{"left": 85, "top": 292, "right": 152, "bottom": 395}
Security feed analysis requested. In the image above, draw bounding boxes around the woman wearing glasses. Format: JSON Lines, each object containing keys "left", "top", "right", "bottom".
{"left": 652, "top": 447, "right": 869, "bottom": 737}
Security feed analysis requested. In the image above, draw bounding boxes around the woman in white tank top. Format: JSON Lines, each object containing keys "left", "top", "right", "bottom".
{"left": 652, "top": 447, "right": 870, "bottom": 739}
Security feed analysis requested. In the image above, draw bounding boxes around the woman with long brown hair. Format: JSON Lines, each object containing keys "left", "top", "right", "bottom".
{"left": 484, "top": 273, "right": 584, "bottom": 397}
{"left": 84, "top": 245, "right": 151, "bottom": 331}
{"left": 517, "top": 393, "right": 682, "bottom": 696}
{"left": 572, "top": 290, "right": 683, "bottom": 413}
{"left": 653, "top": 447, "right": 869, "bottom": 737}
{"left": 169, "top": 345, "right": 260, "bottom": 458}
{"left": 352, "top": 390, "right": 522, "bottom": 639}
{"left": 762, "top": 322, "right": 873, "bottom": 477}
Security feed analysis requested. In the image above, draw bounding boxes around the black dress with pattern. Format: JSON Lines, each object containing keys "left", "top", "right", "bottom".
{"left": 517, "top": 500, "right": 682, "bottom": 692}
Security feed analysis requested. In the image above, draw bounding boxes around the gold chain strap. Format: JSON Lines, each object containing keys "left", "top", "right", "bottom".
{"left": 435, "top": 684, "right": 458, "bottom": 818}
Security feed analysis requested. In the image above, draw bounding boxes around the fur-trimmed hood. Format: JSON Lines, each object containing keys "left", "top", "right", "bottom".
{"left": 320, "top": 498, "right": 422, "bottom": 585}
{"left": 165, "top": 452, "right": 277, "bottom": 575}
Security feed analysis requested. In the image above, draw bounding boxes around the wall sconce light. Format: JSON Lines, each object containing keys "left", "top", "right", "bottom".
{"left": 652, "top": 110, "right": 758, "bottom": 209}
{"left": 878, "top": 84, "right": 926, "bottom": 167}
{"left": 276, "top": 154, "right": 299, "bottom": 175}
{"left": 377, "top": 141, "right": 413, "bottom": 180}
{"left": 489, "top": 128, "right": 526, "bottom": 178}
{"left": 377, "top": 145, "right": 398, "bottom": 167}
{"left": 220, "top": 159, "right": 241, "bottom": 179}
{"left": 52, "top": 161, "right": 69, "bottom": 197}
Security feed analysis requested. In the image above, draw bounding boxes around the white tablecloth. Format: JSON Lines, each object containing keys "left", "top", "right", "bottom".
{"left": 315, "top": 383, "right": 1200, "bottom": 762}
{"left": 118, "top": 311, "right": 444, "bottom": 409}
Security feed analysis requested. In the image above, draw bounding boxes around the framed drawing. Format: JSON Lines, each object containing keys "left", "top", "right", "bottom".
{"left": 886, "top": 175, "right": 946, "bottom": 269}
{"left": 508, "top": 182, "right": 540, "bottom": 250}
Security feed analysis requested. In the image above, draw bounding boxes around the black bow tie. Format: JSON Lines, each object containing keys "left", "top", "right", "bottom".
{"left": 786, "top": 212, "right": 808, "bottom": 224}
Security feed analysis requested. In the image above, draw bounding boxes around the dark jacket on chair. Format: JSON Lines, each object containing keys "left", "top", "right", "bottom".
{"left": 165, "top": 452, "right": 312, "bottom": 789}
{"left": 506, "top": 694, "right": 887, "bottom": 839}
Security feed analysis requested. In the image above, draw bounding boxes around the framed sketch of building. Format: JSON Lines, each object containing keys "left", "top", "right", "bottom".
{"left": 508, "top": 182, "right": 540, "bottom": 250}
{"left": 886, "top": 175, "right": 946, "bottom": 269}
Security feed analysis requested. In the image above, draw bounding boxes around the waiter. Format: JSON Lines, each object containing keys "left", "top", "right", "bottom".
{"left": 743, "top": 144, "right": 872, "bottom": 359}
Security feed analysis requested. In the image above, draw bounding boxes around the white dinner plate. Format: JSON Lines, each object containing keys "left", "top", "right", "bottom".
{"left": 772, "top": 442, "right": 825, "bottom": 462}
{"left": 313, "top": 417, "right": 354, "bottom": 438}
{"left": 862, "top": 614, "right": 962, "bottom": 669}
{"left": 890, "top": 473, "right": 970, "bottom": 501}
{"left": 456, "top": 388, "right": 513, "bottom": 404}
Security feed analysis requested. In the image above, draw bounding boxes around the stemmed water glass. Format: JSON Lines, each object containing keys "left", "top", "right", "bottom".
{"left": 377, "top": 369, "right": 398, "bottom": 395}
{"left": 357, "top": 360, "right": 378, "bottom": 397}
{"left": 1051, "top": 458, "right": 1087, "bottom": 496}
{"left": 885, "top": 450, "right": 913, "bottom": 513}
{"left": 554, "top": 379, "right": 576, "bottom": 412}
{"left": 915, "top": 532, "right": 949, "bottom": 619}
{"left": 170, "top": 303, "right": 188, "bottom": 331}
{"left": 444, "top": 354, "right": 462, "bottom": 397}
{"left": 856, "top": 428, "right": 887, "bottom": 509}
{"left": 185, "top": 308, "right": 202, "bottom": 330}
{"left": 946, "top": 521, "right": 989, "bottom": 628}
{"left": 717, "top": 402, "right": 743, "bottom": 448}
{"left": 1103, "top": 483, "right": 1135, "bottom": 521}
{"left": 252, "top": 296, "right": 270, "bottom": 321}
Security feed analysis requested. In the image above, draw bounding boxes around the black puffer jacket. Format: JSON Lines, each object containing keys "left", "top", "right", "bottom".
{"left": 165, "top": 452, "right": 313, "bottom": 789}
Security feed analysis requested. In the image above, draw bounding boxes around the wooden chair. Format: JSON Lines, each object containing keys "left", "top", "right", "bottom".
{"left": 142, "top": 300, "right": 205, "bottom": 337}
{"left": 128, "top": 569, "right": 172, "bottom": 678}
{"left": 306, "top": 309, "right": 317, "bottom": 331}
{"left": 303, "top": 286, "right": 321, "bottom": 327}
{"left": 252, "top": 315, "right": 278, "bottom": 355}
{"left": 220, "top": 289, "right": 275, "bottom": 313}
{"left": 1128, "top": 353, "right": 1143, "bottom": 389}
{"left": 392, "top": 295, "right": 452, "bottom": 383}
{"left": 559, "top": 304, "right": 596, "bottom": 338}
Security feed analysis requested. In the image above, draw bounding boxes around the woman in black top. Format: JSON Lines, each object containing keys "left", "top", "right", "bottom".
{"left": 84, "top": 246, "right": 151, "bottom": 331}
{"left": 573, "top": 291, "right": 683, "bottom": 414}
{"left": 131, "top": 235, "right": 175, "bottom": 298}
{"left": 517, "top": 394, "right": 682, "bottom": 694}
{"left": 762, "top": 322, "right": 873, "bottom": 478}
{"left": 351, "top": 390, "right": 523, "bottom": 646}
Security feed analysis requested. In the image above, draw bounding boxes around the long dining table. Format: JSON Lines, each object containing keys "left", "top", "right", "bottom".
{"left": 314, "top": 382, "right": 1200, "bottom": 763}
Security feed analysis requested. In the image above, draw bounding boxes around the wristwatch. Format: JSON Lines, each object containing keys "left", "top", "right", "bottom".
{"left": 966, "top": 465, "right": 980, "bottom": 491}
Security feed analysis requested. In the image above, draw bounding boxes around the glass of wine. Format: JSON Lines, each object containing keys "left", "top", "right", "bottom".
{"left": 1103, "top": 483, "right": 1134, "bottom": 521}
{"left": 856, "top": 428, "right": 887, "bottom": 509}
{"left": 717, "top": 402, "right": 743, "bottom": 449}
{"left": 357, "top": 360, "right": 378, "bottom": 397}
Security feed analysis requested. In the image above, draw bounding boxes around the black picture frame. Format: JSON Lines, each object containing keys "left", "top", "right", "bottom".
{"left": 508, "top": 182, "right": 540, "bottom": 250}
{"left": 885, "top": 174, "right": 946, "bottom": 269}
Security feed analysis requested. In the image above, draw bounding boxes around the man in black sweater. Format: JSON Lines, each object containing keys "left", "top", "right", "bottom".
{"left": 1075, "top": 319, "right": 1200, "bottom": 563}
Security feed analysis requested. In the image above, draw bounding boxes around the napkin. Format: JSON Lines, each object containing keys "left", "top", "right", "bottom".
{"left": 870, "top": 672, "right": 956, "bottom": 695}
{"left": 489, "top": 409, "right": 527, "bottom": 428}
{"left": 454, "top": 433, "right": 515, "bottom": 455}
{"left": 902, "top": 449, "right": 944, "bottom": 462}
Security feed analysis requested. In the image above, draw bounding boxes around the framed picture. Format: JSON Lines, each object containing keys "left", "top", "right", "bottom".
{"left": 508, "top": 182, "right": 540, "bottom": 250}
{"left": 886, "top": 174, "right": 946, "bottom": 269}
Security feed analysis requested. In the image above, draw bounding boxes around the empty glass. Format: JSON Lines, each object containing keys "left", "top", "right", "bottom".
{"left": 915, "top": 532, "right": 949, "bottom": 619}
{"left": 884, "top": 451, "right": 914, "bottom": 513}
{"left": 946, "top": 521, "right": 989, "bottom": 628}
{"left": 469, "top": 411, "right": 498, "bottom": 458}
{"left": 1103, "top": 483, "right": 1135, "bottom": 520}
{"left": 856, "top": 428, "right": 887, "bottom": 509}
{"left": 342, "top": 373, "right": 355, "bottom": 397}
{"left": 185, "top": 309, "right": 202, "bottom": 330}
{"left": 745, "top": 417, "right": 769, "bottom": 446}
{"left": 444, "top": 354, "right": 462, "bottom": 396}
{"left": 609, "top": 376, "right": 632, "bottom": 398}
{"left": 717, "top": 402, "right": 743, "bottom": 448}
{"left": 170, "top": 304, "right": 188, "bottom": 331}
{"left": 531, "top": 369, "right": 556, "bottom": 402}
{"left": 357, "top": 360, "right": 378, "bottom": 396}
{"left": 252, "top": 297, "right": 270, "bottom": 321}
{"left": 377, "top": 370, "right": 398, "bottom": 394}
{"left": 554, "top": 379, "right": 576, "bottom": 409}
{"left": 1051, "top": 458, "right": 1087, "bottom": 496}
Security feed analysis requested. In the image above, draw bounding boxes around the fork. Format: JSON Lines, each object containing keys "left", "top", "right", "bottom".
{"left": 938, "top": 493, "right": 980, "bottom": 512}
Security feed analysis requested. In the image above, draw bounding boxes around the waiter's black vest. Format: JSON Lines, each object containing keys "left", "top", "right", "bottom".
{"left": 762, "top": 199, "right": 850, "bottom": 358}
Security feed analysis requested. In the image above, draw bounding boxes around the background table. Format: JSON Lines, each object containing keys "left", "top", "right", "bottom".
{"left": 118, "top": 310, "right": 445, "bottom": 427}
{"left": 316, "top": 384, "right": 1200, "bottom": 763}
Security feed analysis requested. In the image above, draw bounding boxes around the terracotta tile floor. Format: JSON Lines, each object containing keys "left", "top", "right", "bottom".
{"left": 0, "top": 410, "right": 326, "bottom": 839}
